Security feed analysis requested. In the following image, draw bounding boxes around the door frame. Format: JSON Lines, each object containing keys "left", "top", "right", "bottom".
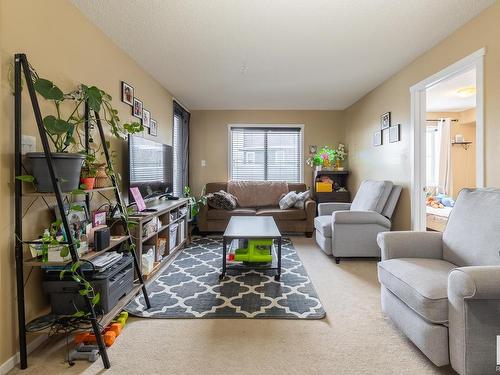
{"left": 409, "top": 48, "right": 485, "bottom": 231}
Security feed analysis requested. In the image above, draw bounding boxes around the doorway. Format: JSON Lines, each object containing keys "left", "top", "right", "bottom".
{"left": 410, "top": 49, "right": 485, "bottom": 231}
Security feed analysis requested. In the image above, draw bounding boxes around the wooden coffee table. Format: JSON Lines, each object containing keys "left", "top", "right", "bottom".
{"left": 219, "top": 216, "right": 282, "bottom": 281}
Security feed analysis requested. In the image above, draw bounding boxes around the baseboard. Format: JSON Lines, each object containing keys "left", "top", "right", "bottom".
{"left": 0, "top": 335, "right": 48, "bottom": 375}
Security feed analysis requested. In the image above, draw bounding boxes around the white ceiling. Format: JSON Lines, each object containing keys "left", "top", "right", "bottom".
{"left": 427, "top": 69, "right": 476, "bottom": 112}
{"left": 71, "top": 0, "right": 494, "bottom": 110}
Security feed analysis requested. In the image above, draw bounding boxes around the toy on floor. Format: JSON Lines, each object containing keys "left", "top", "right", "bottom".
{"left": 231, "top": 239, "right": 273, "bottom": 263}
{"left": 112, "top": 311, "right": 129, "bottom": 327}
{"left": 105, "top": 322, "right": 122, "bottom": 337}
{"left": 73, "top": 311, "right": 129, "bottom": 355}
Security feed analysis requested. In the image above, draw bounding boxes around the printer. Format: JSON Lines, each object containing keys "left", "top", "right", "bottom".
{"left": 43, "top": 252, "right": 134, "bottom": 316}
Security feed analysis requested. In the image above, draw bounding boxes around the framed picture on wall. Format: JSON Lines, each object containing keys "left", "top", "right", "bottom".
{"left": 121, "top": 82, "right": 134, "bottom": 106}
{"left": 373, "top": 130, "right": 382, "bottom": 146}
{"left": 389, "top": 124, "right": 400, "bottom": 143}
{"left": 380, "top": 112, "right": 391, "bottom": 130}
{"left": 149, "top": 119, "right": 158, "bottom": 136}
{"left": 132, "top": 98, "right": 143, "bottom": 119}
{"left": 142, "top": 109, "right": 151, "bottom": 128}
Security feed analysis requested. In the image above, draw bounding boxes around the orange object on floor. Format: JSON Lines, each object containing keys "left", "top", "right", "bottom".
{"left": 105, "top": 323, "right": 122, "bottom": 337}
{"left": 75, "top": 331, "right": 116, "bottom": 347}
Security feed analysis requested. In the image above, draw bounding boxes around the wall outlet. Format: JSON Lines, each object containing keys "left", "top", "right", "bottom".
{"left": 201, "top": 160, "right": 206, "bottom": 167}
{"left": 21, "top": 135, "right": 36, "bottom": 155}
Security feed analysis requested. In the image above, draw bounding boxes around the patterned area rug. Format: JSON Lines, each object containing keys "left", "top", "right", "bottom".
{"left": 126, "top": 237, "right": 325, "bottom": 319}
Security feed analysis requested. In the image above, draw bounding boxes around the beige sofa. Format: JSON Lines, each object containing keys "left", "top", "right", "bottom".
{"left": 198, "top": 181, "right": 316, "bottom": 236}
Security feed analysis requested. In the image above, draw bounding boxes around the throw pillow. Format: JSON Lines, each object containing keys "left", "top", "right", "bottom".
{"left": 279, "top": 191, "right": 298, "bottom": 210}
{"left": 207, "top": 190, "right": 238, "bottom": 210}
{"left": 294, "top": 190, "right": 311, "bottom": 209}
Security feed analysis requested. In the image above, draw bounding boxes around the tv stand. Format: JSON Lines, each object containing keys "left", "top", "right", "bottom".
{"left": 121, "top": 198, "right": 190, "bottom": 281}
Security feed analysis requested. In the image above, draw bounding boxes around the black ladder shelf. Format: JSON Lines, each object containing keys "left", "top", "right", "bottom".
{"left": 14, "top": 53, "right": 151, "bottom": 370}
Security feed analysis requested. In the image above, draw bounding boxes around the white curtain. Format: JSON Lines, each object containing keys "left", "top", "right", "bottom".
{"left": 437, "top": 118, "right": 452, "bottom": 195}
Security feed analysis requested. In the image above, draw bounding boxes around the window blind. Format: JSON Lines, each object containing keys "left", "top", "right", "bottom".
{"left": 229, "top": 127, "right": 302, "bottom": 182}
{"left": 129, "top": 137, "right": 166, "bottom": 183}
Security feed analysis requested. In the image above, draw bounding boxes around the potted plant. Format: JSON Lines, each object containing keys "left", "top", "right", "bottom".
{"left": 24, "top": 69, "right": 143, "bottom": 192}
{"left": 335, "top": 143, "right": 347, "bottom": 171}
{"left": 306, "top": 146, "right": 338, "bottom": 171}
{"left": 80, "top": 153, "right": 98, "bottom": 190}
{"left": 184, "top": 186, "right": 207, "bottom": 222}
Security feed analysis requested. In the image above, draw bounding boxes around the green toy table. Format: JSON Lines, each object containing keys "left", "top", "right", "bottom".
{"left": 220, "top": 216, "right": 282, "bottom": 281}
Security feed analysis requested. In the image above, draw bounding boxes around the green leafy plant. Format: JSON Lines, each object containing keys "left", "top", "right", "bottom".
{"left": 184, "top": 186, "right": 207, "bottom": 219}
{"left": 306, "top": 146, "right": 338, "bottom": 168}
{"left": 27, "top": 219, "right": 70, "bottom": 262}
{"left": 59, "top": 261, "right": 100, "bottom": 317}
{"left": 29, "top": 217, "right": 99, "bottom": 317}
{"left": 31, "top": 70, "right": 144, "bottom": 153}
{"left": 80, "top": 152, "right": 98, "bottom": 179}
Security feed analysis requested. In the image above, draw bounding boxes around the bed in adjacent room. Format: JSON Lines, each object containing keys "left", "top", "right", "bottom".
{"left": 426, "top": 205, "right": 453, "bottom": 232}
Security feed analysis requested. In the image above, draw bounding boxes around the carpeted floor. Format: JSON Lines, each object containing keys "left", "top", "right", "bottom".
{"left": 8, "top": 237, "right": 455, "bottom": 375}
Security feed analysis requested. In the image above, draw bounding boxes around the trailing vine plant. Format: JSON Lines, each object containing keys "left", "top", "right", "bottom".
{"left": 13, "top": 62, "right": 145, "bottom": 316}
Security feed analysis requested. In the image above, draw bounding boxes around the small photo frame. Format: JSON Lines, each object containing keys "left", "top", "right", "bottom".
{"left": 142, "top": 109, "right": 151, "bottom": 128}
{"left": 373, "top": 130, "right": 382, "bottom": 146}
{"left": 149, "top": 119, "right": 158, "bottom": 136}
{"left": 53, "top": 202, "right": 90, "bottom": 242}
{"left": 121, "top": 82, "right": 134, "bottom": 106}
{"left": 133, "top": 98, "right": 143, "bottom": 119}
{"left": 389, "top": 124, "right": 400, "bottom": 143}
{"left": 92, "top": 210, "right": 107, "bottom": 227}
{"left": 381, "top": 112, "right": 391, "bottom": 130}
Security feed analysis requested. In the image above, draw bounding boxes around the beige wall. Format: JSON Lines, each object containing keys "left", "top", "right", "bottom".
{"left": 427, "top": 109, "right": 476, "bottom": 198}
{"left": 189, "top": 110, "right": 346, "bottom": 195}
{"left": 345, "top": 2, "right": 500, "bottom": 230}
{"left": 0, "top": 0, "right": 174, "bottom": 365}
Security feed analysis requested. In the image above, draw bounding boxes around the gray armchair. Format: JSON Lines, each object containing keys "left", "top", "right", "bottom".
{"left": 314, "top": 180, "right": 402, "bottom": 263}
{"left": 377, "top": 188, "right": 500, "bottom": 374}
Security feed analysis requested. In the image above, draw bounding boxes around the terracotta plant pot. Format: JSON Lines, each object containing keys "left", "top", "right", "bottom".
{"left": 80, "top": 177, "right": 96, "bottom": 190}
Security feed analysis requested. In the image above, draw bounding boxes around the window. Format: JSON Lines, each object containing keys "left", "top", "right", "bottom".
{"left": 229, "top": 126, "right": 303, "bottom": 182}
{"left": 173, "top": 101, "right": 190, "bottom": 196}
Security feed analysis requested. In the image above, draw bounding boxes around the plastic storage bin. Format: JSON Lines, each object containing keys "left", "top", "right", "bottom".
{"left": 316, "top": 182, "right": 333, "bottom": 192}
{"left": 169, "top": 223, "right": 178, "bottom": 251}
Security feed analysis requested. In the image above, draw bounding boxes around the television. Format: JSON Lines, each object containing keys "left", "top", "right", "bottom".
{"left": 127, "top": 135, "right": 173, "bottom": 202}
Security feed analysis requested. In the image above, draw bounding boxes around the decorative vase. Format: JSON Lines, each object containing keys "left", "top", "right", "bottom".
{"left": 335, "top": 159, "right": 341, "bottom": 170}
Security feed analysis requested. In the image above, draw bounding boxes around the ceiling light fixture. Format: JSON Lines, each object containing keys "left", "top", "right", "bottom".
{"left": 456, "top": 86, "right": 476, "bottom": 98}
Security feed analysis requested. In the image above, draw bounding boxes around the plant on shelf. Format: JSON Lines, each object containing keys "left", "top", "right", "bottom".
{"left": 306, "top": 146, "right": 338, "bottom": 170}
{"left": 335, "top": 143, "right": 347, "bottom": 171}
{"left": 79, "top": 152, "right": 98, "bottom": 190}
{"left": 17, "top": 65, "right": 143, "bottom": 193}
{"left": 23, "top": 216, "right": 100, "bottom": 317}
